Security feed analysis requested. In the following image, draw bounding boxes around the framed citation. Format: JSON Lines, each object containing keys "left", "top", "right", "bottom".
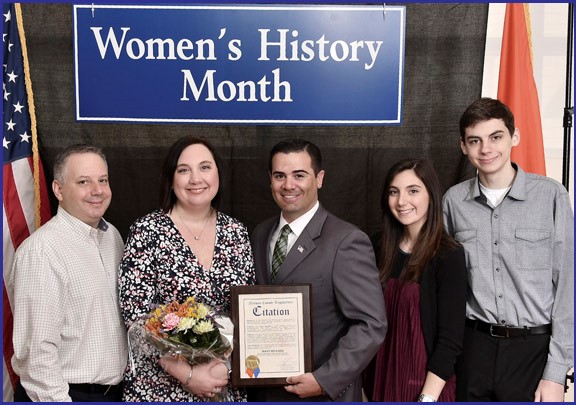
{"left": 230, "top": 284, "right": 313, "bottom": 387}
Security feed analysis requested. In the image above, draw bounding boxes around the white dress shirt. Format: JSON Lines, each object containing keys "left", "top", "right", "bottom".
{"left": 268, "top": 201, "right": 320, "bottom": 267}
{"left": 10, "top": 206, "right": 128, "bottom": 402}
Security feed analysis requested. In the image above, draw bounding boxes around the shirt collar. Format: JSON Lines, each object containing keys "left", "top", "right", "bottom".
{"left": 506, "top": 163, "right": 527, "bottom": 201}
{"left": 57, "top": 205, "right": 109, "bottom": 236}
{"left": 466, "top": 163, "right": 525, "bottom": 203}
{"left": 278, "top": 201, "right": 320, "bottom": 237}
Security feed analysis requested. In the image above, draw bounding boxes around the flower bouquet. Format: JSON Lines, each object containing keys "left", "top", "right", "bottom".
{"left": 142, "top": 297, "right": 232, "bottom": 364}
{"left": 127, "top": 297, "right": 234, "bottom": 400}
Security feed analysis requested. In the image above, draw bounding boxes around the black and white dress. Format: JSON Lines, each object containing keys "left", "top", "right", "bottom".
{"left": 119, "top": 209, "right": 255, "bottom": 402}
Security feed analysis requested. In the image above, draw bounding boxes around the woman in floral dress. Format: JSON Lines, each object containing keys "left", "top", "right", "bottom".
{"left": 119, "top": 136, "right": 255, "bottom": 402}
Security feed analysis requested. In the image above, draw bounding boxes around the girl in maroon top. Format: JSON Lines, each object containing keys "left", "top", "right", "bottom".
{"left": 364, "top": 158, "right": 467, "bottom": 402}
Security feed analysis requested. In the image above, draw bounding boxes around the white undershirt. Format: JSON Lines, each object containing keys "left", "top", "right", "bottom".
{"left": 479, "top": 183, "right": 511, "bottom": 208}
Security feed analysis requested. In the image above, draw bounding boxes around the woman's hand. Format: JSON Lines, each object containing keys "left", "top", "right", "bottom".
{"left": 159, "top": 355, "right": 229, "bottom": 398}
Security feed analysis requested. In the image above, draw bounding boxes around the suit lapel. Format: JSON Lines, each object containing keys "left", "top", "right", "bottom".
{"left": 274, "top": 206, "right": 327, "bottom": 284}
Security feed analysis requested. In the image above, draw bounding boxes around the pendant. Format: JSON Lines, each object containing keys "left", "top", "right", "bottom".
{"left": 194, "top": 236, "right": 200, "bottom": 240}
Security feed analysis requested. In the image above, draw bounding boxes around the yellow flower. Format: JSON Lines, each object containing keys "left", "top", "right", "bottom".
{"left": 175, "top": 317, "right": 196, "bottom": 333}
{"left": 192, "top": 320, "right": 214, "bottom": 334}
{"left": 187, "top": 302, "right": 209, "bottom": 319}
{"left": 196, "top": 303, "right": 210, "bottom": 319}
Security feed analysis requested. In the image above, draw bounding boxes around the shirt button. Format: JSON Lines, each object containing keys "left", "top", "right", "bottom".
{"left": 498, "top": 294, "right": 503, "bottom": 298}
{"left": 496, "top": 267, "right": 500, "bottom": 272}
{"left": 494, "top": 240, "right": 498, "bottom": 245}
{"left": 494, "top": 214, "right": 498, "bottom": 219}
{"left": 501, "top": 320, "right": 506, "bottom": 324}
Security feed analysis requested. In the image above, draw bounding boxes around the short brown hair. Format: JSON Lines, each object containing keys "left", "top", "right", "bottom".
{"left": 53, "top": 144, "right": 107, "bottom": 183}
{"left": 459, "top": 98, "right": 515, "bottom": 140}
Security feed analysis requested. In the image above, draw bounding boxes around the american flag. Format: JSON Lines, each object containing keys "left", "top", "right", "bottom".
{"left": 3, "top": 3, "right": 51, "bottom": 401}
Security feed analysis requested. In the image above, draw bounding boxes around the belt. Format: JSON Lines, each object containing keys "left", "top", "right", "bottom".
{"left": 466, "top": 318, "right": 551, "bottom": 338}
{"left": 68, "top": 383, "right": 122, "bottom": 395}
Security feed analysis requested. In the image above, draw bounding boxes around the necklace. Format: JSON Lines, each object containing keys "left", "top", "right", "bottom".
{"left": 177, "top": 208, "right": 213, "bottom": 240}
{"left": 400, "top": 238, "right": 414, "bottom": 253}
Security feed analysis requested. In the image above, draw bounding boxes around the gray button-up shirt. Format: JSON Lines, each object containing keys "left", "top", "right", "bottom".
{"left": 443, "top": 164, "right": 574, "bottom": 384}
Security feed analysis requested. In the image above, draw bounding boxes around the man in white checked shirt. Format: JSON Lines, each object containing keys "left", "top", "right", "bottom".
{"left": 9, "top": 144, "right": 127, "bottom": 402}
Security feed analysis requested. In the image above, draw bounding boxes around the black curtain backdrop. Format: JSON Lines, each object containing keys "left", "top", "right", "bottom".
{"left": 21, "top": 3, "right": 487, "bottom": 239}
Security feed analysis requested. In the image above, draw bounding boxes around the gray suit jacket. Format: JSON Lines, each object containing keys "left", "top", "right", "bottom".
{"left": 249, "top": 205, "right": 387, "bottom": 402}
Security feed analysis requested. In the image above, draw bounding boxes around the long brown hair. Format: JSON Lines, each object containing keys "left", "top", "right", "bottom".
{"left": 378, "top": 158, "right": 458, "bottom": 283}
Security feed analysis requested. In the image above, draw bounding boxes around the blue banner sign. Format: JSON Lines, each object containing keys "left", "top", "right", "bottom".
{"left": 73, "top": 4, "right": 405, "bottom": 125}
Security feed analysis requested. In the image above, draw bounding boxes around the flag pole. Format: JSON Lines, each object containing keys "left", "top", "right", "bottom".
{"left": 14, "top": 3, "right": 42, "bottom": 228}
{"left": 562, "top": 3, "right": 574, "bottom": 191}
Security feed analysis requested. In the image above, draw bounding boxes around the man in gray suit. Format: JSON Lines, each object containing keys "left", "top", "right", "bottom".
{"left": 249, "top": 138, "right": 387, "bottom": 402}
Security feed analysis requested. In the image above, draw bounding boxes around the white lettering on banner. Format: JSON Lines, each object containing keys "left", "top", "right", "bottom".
{"left": 181, "top": 68, "right": 292, "bottom": 102}
{"left": 258, "top": 29, "right": 383, "bottom": 70}
{"left": 75, "top": 5, "right": 406, "bottom": 123}
{"left": 91, "top": 27, "right": 131, "bottom": 59}
{"left": 89, "top": 27, "right": 383, "bottom": 70}
{"left": 90, "top": 27, "right": 217, "bottom": 61}
{"left": 228, "top": 39, "right": 242, "bottom": 61}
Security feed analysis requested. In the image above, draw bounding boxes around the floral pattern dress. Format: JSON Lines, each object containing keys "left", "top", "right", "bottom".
{"left": 119, "top": 209, "right": 255, "bottom": 402}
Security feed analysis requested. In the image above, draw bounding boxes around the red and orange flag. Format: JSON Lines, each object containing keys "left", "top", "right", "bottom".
{"left": 497, "top": 3, "right": 546, "bottom": 176}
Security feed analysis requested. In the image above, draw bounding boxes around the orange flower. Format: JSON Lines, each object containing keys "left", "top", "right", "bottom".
{"left": 165, "top": 301, "right": 180, "bottom": 314}
{"left": 175, "top": 303, "right": 190, "bottom": 317}
{"left": 145, "top": 317, "right": 162, "bottom": 336}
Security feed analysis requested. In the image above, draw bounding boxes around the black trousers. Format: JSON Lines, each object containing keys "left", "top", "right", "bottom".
{"left": 14, "top": 380, "right": 123, "bottom": 402}
{"left": 456, "top": 324, "right": 550, "bottom": 401}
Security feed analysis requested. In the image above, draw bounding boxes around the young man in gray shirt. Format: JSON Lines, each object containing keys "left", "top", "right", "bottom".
{"left": 443, "top": 98, "right": 573, "bottom": 402}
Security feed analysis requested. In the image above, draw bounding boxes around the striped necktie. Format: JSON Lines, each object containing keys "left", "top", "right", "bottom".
{"left": 271, "top": 224, "right": 291, "bottom": 283}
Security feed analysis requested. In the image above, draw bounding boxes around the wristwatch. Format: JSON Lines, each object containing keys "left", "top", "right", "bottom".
{"left": 418, "top": 393, "right": 437, "bottom": 402}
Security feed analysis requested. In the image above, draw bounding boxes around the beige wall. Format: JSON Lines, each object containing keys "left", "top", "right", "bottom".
{"left": 483, "top": 4, "right": 574, "bottom": 400}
